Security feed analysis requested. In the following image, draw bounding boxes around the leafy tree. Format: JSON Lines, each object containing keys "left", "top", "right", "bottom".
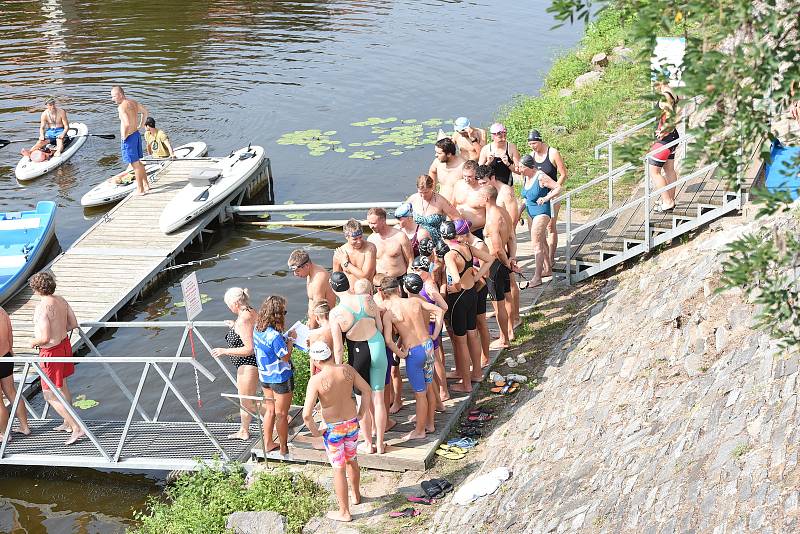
{"left": 549, "top": 0, "right": 800, "bottom": 348}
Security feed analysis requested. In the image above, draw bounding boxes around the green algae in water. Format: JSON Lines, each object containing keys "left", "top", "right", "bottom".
{"left": 349, "top": 150, "right": 380, "bottom": 160}
{"left": 73, "top": 394, "right": 99, "bottom": 410}
{"left": 350, "top": 117, "right": 398, "bottom": 127}
{"left": 276, "top": 129, "right": 343, "bottom": 157}
{"left": 421, "top": 118, "right": 444, "bottom": 127}
{"left": 286, "top": 212, "right": 308, "bottom": 220}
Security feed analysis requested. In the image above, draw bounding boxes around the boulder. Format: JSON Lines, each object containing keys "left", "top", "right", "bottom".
{"left": 552, "top": 125, "right": 568, "bottom": 135}
{"left": 574, "top": 71, "right": 602, "bottom": 89}
{"left": 591, "top": 52, "right": 609, "bottom": 69}
{"left": 611, "top": 46, "right": 634, "bottom": 62}
{"left": 226, "top": 511, "right": 287, "bottom": 534}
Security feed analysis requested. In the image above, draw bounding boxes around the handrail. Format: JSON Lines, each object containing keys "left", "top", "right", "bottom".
{"left": 552, "top": 162, "right": 635, "bottom": 205}
{"left": 1, "top": 355, "right": 216, "bottom": 380}
{"left": 594, "top": 117, "right": 657, "bottom": 155}
{"left": 229, "top": 202, "right": 403, "bottom": 215}
{"left": 80, "top": 320, "right": 227, "bottom": 328}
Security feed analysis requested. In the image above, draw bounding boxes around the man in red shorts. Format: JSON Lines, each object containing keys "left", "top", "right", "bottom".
{"left": 28, "top": 272, "right": 83, "bottom": 445}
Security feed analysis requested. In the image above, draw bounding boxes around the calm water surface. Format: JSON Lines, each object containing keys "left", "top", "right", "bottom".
{"left": 0, "top": 0, "right": 581, "bottom": 530}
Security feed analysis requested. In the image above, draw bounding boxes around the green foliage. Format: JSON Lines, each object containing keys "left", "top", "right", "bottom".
{"left": 130, "top": 464, "right": 327, "bottom": 534}
{"left": 547, "top": 0, "right": 800, "bottom": 349}
{"left": 501, "top": 6, "right": 649, "bottom": 208}
{"left": 291, "top": 347, "right": 311, "bottom": 405}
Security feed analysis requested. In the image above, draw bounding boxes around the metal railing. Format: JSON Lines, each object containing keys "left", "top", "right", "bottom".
{"left": 229, "top": 201, "right": 402, "bottom": 215}
{"left": 1, "top": 320, "right": 255, "bottom": 467}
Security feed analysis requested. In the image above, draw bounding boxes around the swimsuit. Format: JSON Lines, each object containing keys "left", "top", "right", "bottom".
{"left": 0, "top": 352, "right": 13, "bottom": 380}
{"left": 413, "top": 211, "right": 446, "bottom": 246}
{"left": 224, "top": 328, "right": 258, "bottom": 368}
{"left": 341, "top": 295, "right": 387, "bottom": 391}
{"left": 445, "top": 247, "right": 478, "bottom": 336}
{"left": 420, "top": 284, "right": 443, "bottom": 350}
{"left": 39, "top": 337, "right": 74, "bottom": 390}
{"left": 323, "top": 416, "right": 359, "bottom": 468}
{"left": 489, "top": 142, "right": 514, "bottom": 186}
{"left": 406, "top": 338, "right": 434, "bottom": 393}
{"left": 486, "top": 259, "right": 512, "bottom": 301}
{"left": 522, "top": 175, "right": 552, "bottom": 219}
{"left": 44, "top": 127, "right": 66, "bottom": 143}
{"left": 410, "top": 225, "right": 421, "bottom": 256}
{"left": 121, "top": 130, "right": 144, "bottom": 164}
{"left": 648, "top": 113, "right": 679, "bottom": 167}
{"left": 470, "top": 238, "right": 489, "bottom": 314}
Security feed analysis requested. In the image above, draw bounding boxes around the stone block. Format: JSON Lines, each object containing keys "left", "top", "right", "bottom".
{"left": 591, "top": 52, "right": 609, "bottom": 69}
{"left": 227, "top": 511, "right": 287, "bottom": 534}
{"left": 574, "top": 70, "right": 602, "bottom": 89}
{"left": 715, "top": 326, "right": 729, "bottom": 352}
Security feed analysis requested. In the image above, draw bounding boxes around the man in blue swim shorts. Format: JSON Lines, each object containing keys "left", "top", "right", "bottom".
{"left": 380, "top": 276, "right": 444, "bottom": 440}
{"left": 24, "top": 97, "right": 70, "bottom": 159}
{"left": 111, "top": 86, "right": 149, "bottom": 195}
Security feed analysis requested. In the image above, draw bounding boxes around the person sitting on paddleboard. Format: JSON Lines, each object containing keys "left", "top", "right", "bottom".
{"left": 144, "top": 117, "right": 175, "bottom": 159}
{"left": 23, "top": 96, "right": 70, "bottom": 160}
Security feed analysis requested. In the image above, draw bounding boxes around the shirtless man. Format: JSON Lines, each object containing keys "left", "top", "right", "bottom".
{"left": 303, "top": 341, "right": 372, "bottom": 523}
{"left": 452, "top": 160, "right": 487, "bottom": 239}
{"left": 329, "top": 272, "right": 388, "bottom": 454}
{"left": 477, "top": 164, "right": 522, "bottom": 330}
{"left": 479, "top": 123, "right": 521, "bottom": 186}
{"left": 110, "top": 86, "right": 149, "bottom": 194}
{"left": 332, "top": 219, "right": 377, "bottom": 288}
{"left": 288, "top": 249, "right": 335, "bottom": 329}
{"left": 428, "top": 137, "right": 466, "bottom": 204}
{"left": 367, "top": 207, "right": 413, "bottom": 288}
{"left": 28, "top": 272, "right": 83, "bottom": 445}
{"left": 380, "top": 276, "right": 444, "bottom": 439}
{"left": 24, "top": 97, "right": 70, "bottom": 159}
{"left": 452, "top": 117, "right": 486, "bottom": 162}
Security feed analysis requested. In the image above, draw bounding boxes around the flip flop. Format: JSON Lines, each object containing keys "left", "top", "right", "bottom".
{"left": 389, "top": 507, "right": 420, "bottom": 518}
{"left": 407, "top": 495, "right": 435, "bottom": 505}
{"left": 469, "top": 408, "right": 494, "bottom": 416}
{"left": 435, "top": 448, "right": 466, "bottom": 460}
{"left": 433, "top": 478, "right": 454, "bottom": 494}
{"left": 438, "top": 444, "right": 467, "bottom": 455}
{"left": 460, "top": 428, "right": 482, "bottom": 438}
{"left": 447, "top": 437, "right": 478, "bottom": 449}
{"left": 468, "top": 413, "right": 494, "bottom": 422}
{"left": 421, "top": 479, "right": 443, "bottom": 499}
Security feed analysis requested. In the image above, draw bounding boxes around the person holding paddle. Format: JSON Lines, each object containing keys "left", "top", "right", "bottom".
{"left": 111, "top": 86, "right": 149, "bottom": 195}
{"left": 22, "top": 97, "right": 70, "bottom": 160}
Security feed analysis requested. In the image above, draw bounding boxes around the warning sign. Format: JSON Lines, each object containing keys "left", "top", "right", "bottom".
{"left": 180, "top": 271, "right": 203, "bottom": 320}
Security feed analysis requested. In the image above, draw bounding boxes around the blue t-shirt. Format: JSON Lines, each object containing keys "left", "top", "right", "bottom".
{"left": 253, "top": 326, "right": 293, "bottom": 384}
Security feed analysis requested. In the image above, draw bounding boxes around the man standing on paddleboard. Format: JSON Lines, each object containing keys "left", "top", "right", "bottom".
{"left": 23, "top": 96, "right": 70, "bottom": 160}
{"left": 111, "top": 86, "right": 149, "bottom": 195}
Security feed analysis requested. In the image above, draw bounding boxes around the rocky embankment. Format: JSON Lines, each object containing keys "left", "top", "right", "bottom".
{"left": 431, "top": 210, "right": 800, "bottom": 533}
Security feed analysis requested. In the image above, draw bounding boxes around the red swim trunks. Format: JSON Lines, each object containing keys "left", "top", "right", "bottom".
{"left": 39, "top": 337, "right": 74, "bottom": 390}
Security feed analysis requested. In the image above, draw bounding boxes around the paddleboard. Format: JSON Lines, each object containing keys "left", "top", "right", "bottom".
{"left": 15, "top": 123, "right": 89, "bottom": 182}
{"left": 80, "top": 141, "right": 208, "bottom": 207}
{"left": 159, "top": 145, "right": 265, "bottom": 234}
{"left": 0, "top": 201, "right": 57, "bottom": 305}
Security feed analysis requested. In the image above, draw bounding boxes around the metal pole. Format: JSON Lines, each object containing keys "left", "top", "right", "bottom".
{"left": 608, "top": 144, "right": 614, "bottom": 208}
{"left": 191, "top": 327, "right": 237, "bottom": 388}
{"left": 0, "top": 362, "right": 30, "bottom": 458}
{"left": 644, "top": 162, "right": 652, "bottom": 251}
{"left": 153, "top": 326, "right": 189, "bottom": 421}
{"left": 151, "top": 363, "right": 229, "bottom": 461}
{"left": 32, "top": 364, "right": 112, "bottom": 461}
{"left": 565, "top": 196, "right": 573, "bottom": 285}
{"left": 114, "top": 363, "right": 150, "bottom": 462}
{"left": 78, "top": 329, "right": 152, "bottom": 422}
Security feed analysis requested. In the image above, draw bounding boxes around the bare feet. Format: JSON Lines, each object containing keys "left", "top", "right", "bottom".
{"left": 404, "top": 430, "right": 426, "bottom": 440}
{"left": 385, "top": 418, "right": 397, "bottom": 432}
{"left": 349, "top": 483, "right": 362, "bottom": 504}
{"left": 65, "top": 429, "right": 86, "bottom": 445}
{"left": 530, "top": 278, "right": 542, "bottom": 287}
{"left": 227, "top": 431, "right": 250, "bottom": 440}
{"left": 490, "top": 339, "right": 509, "bottom": 350}
{"left": 389, "top": 403, "right": 402, "bottom": 415}
{"left": 54, "top": 424, "right": 72, "bottom": 432}
{"left": 513, "top": 318, "right": 522, "bottom": 329}
{"left": 445, "top": 371, "right": 461, "bottom": 380}
{"left": 435, "top": 402, "right": 446, "bottom": 412}
{"left": 358, "top": 442, "right": 376, "bottom": 454}
{"left": 264, "top": 441, "right": 280, "bottom": 453}
{"left": 53, "top": 151, "right": 62, "bottom": 158}
{"left": 450, "top": 383, "right": 472, "bottom": 393}
{"left": 326, "top": 510, "right": 352, "bottom": 522}
{"left": 13, "top": 427, "right": 31, "bottom": 436}
{"left": 481, "top": 360, "right": 490, "bottom": 368}
{"left": 471, "top": 376, "right": 483, "bottom": 383}
{"left": 376, "top": 442, "right": 386, "bottom": 455}
{"left": 439, "top": 390, "right": 451, "bottom": 402}
{"left": 425, "top": 425, "right": 435, "bottom": 433}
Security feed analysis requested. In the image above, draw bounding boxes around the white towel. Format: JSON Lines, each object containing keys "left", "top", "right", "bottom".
{"left": 452, "top": 467, "right": 512, "bottom": 505}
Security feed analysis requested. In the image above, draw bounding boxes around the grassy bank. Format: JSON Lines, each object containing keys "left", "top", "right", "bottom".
{"left": 501, "top": 7, "right": 650, "bottom": 210}
{"left": 130, "top": 465, "right": 327, "bottom": 534}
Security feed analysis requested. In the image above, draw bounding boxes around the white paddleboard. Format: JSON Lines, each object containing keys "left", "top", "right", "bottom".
{"left": 80, "top": 141, "right": 208, "bottom": 207}
{"left": 159, "top": 145, "right": 265, "bottom": 234}
{"left": 15, "top": 122, "right": 89, "bottom": 181}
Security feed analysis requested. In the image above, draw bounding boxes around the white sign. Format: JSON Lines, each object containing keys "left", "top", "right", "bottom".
{"left": 180, "top": 271, "right": 203, "bottom": 321}
{"left": 652, "top": 37, "right": 686, "bottom": 87}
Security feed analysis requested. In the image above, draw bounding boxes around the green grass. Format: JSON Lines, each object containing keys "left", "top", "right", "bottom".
{"left": 500, "top": 7, "right": 651, "bottom": 210}
{"left": 291, "top": 347, "right": 311, "bottom": 405}
{"left": 130, "top": 464, "right": 327, "bottom": 534}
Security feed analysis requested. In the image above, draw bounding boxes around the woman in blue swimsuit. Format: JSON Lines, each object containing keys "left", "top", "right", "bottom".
{"left": 406, "top": 174, "right": 461, "bottom": 247}
{"left": 518, "top": 154, "right": 561, "bottom": 286}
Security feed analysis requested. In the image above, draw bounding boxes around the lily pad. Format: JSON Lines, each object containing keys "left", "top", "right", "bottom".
{"left": 348, "top": 150, "right": 378, "bottom": 160}
{"left": 334, "top": 147, "right": 346, "bottom": 153}
{"left": 421, "top": 119, "right": 444, "bottom": 127}
{"left": 348, "top": 142, "right": 363, "bottom": 147}
{"left": 350, "top": 117, "right": 398, "bottom": 127}
{"left": 175, "top": 294, "right": 212, "bottom": 308}
{"left": 323, "top": 130, "right": 337, "bottom": 136}
{"left": 73, "top": 394, "right": 99, "bottom": 410}
{"left": 401, "top": 119, "right": 418, "bottom": 124}
{"left": 286, "top": 213, "right": 308, "bottom": 220}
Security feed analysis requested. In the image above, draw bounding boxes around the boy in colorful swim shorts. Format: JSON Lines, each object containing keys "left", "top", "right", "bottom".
{"left": 303, "top": 341, "right": 372, "bottom": 523}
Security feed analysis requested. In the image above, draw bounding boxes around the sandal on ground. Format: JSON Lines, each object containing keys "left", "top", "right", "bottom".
{"left": 433, "top": 478, "right": 454, "bottom": 494}
{"left": 469, "top": 408, "right": 494, "bottom": 416}
{"left": 390, "top": 507, "right": 420, "bottom": 518}
{"left": 460, "top": 428, "right": 482, "bottom": 438}
{"left": 438, "top": 444, "right": 467, "bottom": 455}
{"left": 468, "top": 413, "right": 494, "bottom": 422}
{"left": 447, "top": 437, "right": 478, "bottom": 449}
{"left": 421, "top": 479, "right": 443, "bottom": 499}
{"left": 435, "top": 448, "right": 466, "bottom": 460}
{"left": 407, "top": 495, "right": 436, "bottom": 505}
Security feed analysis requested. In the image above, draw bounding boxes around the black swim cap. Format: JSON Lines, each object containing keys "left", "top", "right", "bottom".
{"left": 418, "top": 237, "right": 435, "bottom": 256}
{"left": 435, "top": 241, "right": 450, "bottom": 259}
{"left": 520, "top": 154, "right": 536, "bottom": 169}
{"left": 403, "top": 273, "right": 424, "bottom": 294}
{"left": 439, "top": 220, "right": 457, "bottom": 240}
{"left": 412, "top": 255, "right": 431, "bottom": 271}
{"left": 329, "top": 271, "right": 349, "bottom": 292}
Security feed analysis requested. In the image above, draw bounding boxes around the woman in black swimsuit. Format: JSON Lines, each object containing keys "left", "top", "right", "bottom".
{"left": 211, "top": 287, "right": 259, "bottom": 440}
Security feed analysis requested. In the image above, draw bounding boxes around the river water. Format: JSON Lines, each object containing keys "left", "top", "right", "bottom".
{"left": 0, "top": 0, "right": 581, "bottom": 530}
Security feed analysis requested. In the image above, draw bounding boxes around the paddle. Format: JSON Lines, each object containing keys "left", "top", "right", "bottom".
{"left": 0, "top": 133, "right": 116, "bottom": 149}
